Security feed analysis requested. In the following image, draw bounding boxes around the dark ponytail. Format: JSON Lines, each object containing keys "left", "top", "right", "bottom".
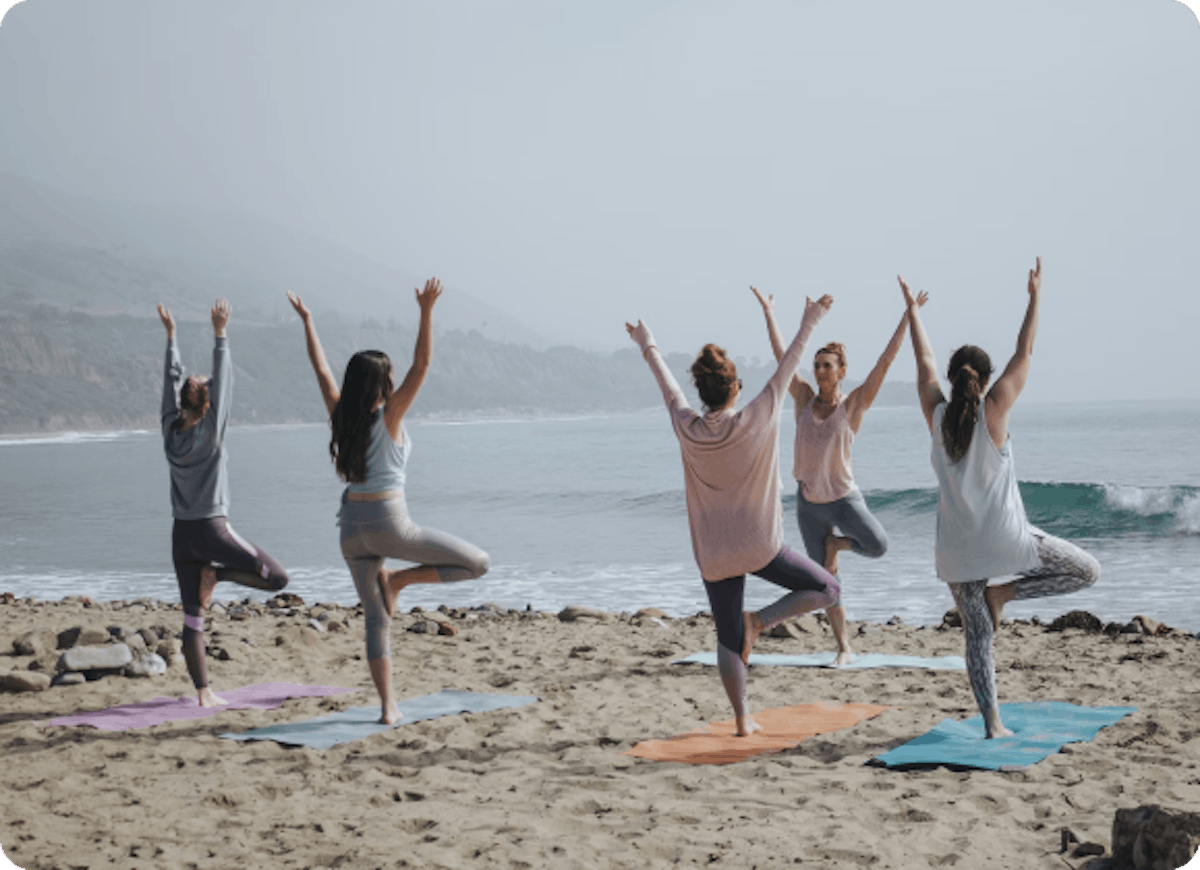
{"left": 690, "top": 343, "right": 739, "bottom": 412}
{"left": 330, "top": 350, "right": 393, "bottom": 483}
{"left": 941, "top": 345, "right": 993, "bottom": 463}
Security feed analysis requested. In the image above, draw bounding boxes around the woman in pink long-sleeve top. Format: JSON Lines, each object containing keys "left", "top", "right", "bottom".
{"left": 626, "top": 296, "right": 840, "bottom": 736}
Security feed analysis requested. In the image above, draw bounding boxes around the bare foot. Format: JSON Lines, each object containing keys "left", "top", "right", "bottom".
{"left": 736, "top": 715, "right": 763, "bottom": 737}
{"left": 824, "top": 533, "right": 850, "bottom": 576}
{"left": 377, "top": 568, "right": 398, "bottom": 619}
{"left": 198, "top": 564, "right": 218, "bottom": 611}
{"left": 985, "top": 724, "right": 1015, "bottom": 739}
{"left": 832, "top": 650, "right": 856, "bottom": 668}
{"left": 197, "top": 686, "right": 228, "bottom": 707}
{"left": 379, "top": 703, "right": 403, "bottom": 725}
{"left": 741, "top": 611, "right": 763, "bottom": 666}
{"left": 985, "top": 584, "right": 1011, "bottom": 633}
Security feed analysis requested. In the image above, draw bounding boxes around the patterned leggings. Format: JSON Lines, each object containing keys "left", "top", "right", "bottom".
{"left": 949, "top": 530, "right": 1100, "bottom": 724}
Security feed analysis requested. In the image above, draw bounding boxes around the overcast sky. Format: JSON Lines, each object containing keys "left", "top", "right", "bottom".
{"left": 1, "top": 0, "right": 1198, "bottom": 402}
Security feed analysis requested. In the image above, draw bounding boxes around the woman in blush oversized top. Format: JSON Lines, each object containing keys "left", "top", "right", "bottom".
{"left": 752, "top": 286, "right": 927, "bottom": 666}
{"left": 901, "top": 258, "right": 1099, "bottom": 737}
{"left": 626, "top": 297, "right": 840, "bottom": 736}
{"left": 289, "top": 279, "right": 490, "bottom": 725}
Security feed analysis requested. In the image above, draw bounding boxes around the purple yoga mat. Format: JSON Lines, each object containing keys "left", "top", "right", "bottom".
{"left": 46, "top": 682, "right": 356, "bottom": 731}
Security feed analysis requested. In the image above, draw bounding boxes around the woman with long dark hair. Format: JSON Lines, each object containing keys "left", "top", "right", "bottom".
{"left": 158, "top": 299, "right": 290, "bottom": 707}
{"left": 752, "top": 286, "right": 926, "bottom": 666}
{"left": 901, "top": 259, "right": 1099, "bottom": 737}
{"left": 626, "top": 297, "right": 840, "bottom": 736}
{"left": 289, "top": 279, "right": 489, "bottom": 724}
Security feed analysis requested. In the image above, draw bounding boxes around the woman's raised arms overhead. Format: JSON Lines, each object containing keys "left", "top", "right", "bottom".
{"left": 899, "top": 276, "right": 943, "bottom": 432}
{"left": 287, "top": 291, "right": 340, "bottom": 416}
{"left": 383, "top": 277, "right": 442, "bottom": 439}
{"left": 984, "top": 257, "right": 1042, "bottom": 449}
{"left": 845, "top": 290, "right": 928, "bottom": 432}
{"left": 751, "top": 285, "right": 813, "bottom": 408}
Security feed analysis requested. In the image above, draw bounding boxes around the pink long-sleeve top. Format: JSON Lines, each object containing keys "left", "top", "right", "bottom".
{"left": 635, "top": 305, "right": 825, "bottom": 581}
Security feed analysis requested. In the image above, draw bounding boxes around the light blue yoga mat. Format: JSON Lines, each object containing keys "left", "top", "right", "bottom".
{"left": 220, "top": 689, "right": 539, "bottom": 750}
{"left": 673, "top": 652, "right": 966, "bottom": 670}
{"left": 871, "top": 701, "right": 1136, "bottom": 770}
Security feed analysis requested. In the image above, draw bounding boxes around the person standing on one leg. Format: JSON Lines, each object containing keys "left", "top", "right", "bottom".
{"left": 158, "top": 299, "right": 290, "bottom": 707}
{"left": 900, "top": 258, "right": 1099, "bottom": 738}
{"left": 288, "top": 280, "right": 489, "bottom": 725}
{"left": 627, "top": 295, "right": 839, "bottom": 737}
{"left": 752, "top": 286, "right": 926, "bottom": 666}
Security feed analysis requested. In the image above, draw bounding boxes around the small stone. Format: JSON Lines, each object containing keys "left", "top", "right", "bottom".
{"left": 137, "top": 628, "right": 159, "bottom": 647}
{"left": 267, "top": 592, "right": 305, "bottom": 608}
{"left": 636, "top": 607, "right": 667, "bottom": 619}
{"left": 57, "top": 626, "right": 109, "bottom": 649}
{"left": 407, "top": 620, "right": 432, "bottom": 634}
{"left": 326, "top": 620, "right": 346, "bottom": 633}
{"left": 52, "top": 672, "right": 86, "bottom": 686}
{"left": 1133, "top": 615, "right": 1161, "bottom": 636}
{"left": 1070, "top": 843, "right": 1105, "bottom": 858}
{"left": 437, "top": 621, "right": 458, "bottom": 637}
{"left": 308, "top": 619, "right": 327, "bottom": 633}
{"left": 14, "top": 629, "right": 58, "bottom": 657}
{"left": 0, "top": 592, "right": 16, "bottom": 604}
{"left": 2, "top": 670, "right": 52, "bottom": 692}
{"left": 107, "top": 624, "right": 139, "bottom": 641}
{"left": 124, "top": 654, "right": 168, "bottom": 678}
{"left": 1112, "top": 805, "right": 1200, "bottom": 870}
{"left": 942, "top": 609, "right": 962, "bottom": 628}
{"left": 1048, "top": 611, "right": 1103, "bottom": 633}
{"left": 557, "top": 605, "right": 611, "bottom": 622}
{"left": 857, "top": 624, "right": 882, "bottom": 636}
{"left": 768, "top": 621, "right": 803, "bottom": 640}
{"left": 58, "top": 643, "right": 133, "bottom": 673}
{"left": 887, "top": 615, "right": 905, "bottom": 626}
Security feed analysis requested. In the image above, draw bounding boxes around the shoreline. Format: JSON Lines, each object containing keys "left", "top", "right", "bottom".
{"left": 2, "top": 596, "right": 1198, "bottom": 868}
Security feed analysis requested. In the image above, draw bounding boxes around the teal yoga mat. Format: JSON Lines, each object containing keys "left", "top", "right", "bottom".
{"left": 673, "top": 652, "right": 966, "bottom": 670}
{"left": 871, "top": 701, "right": 1137, "bottom": 770}
{"left": 220, "top": 689, "right": 539, "bottom": 750}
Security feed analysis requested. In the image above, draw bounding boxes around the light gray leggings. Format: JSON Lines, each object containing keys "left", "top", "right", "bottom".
{"left": 949, "top": 530, "right": 1100, "bottom": 724}
{"left": 339, "top": 494, "right": 489, "bottom": 661}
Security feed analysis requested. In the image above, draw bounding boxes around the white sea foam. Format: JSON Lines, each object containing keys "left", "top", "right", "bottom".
{"left": 0, "top": 430, "right": 150, "bottom": 447}
{"left": 1102, "top": 483, "right": 1176, "bottom": 516}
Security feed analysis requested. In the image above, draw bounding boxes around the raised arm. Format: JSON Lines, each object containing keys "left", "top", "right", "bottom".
{"left": 208, "top": 299, "right": 233, "bottom": 439}
{"left": 625, "top": 319, "right": 689, "bottom": 414}
{"left": 287, "top": 292, "right": 339, "bottom": 416}
{"left": 985, "top": 257, "right": 1041, "bottom": 444}
{"left": 751, "top": 286, "right": 812, "bottom": 406}
{"left": 383, "top": 277, "right": 442, "bottom": 438}
{"left": 845, "top": 291, "right": 928, "bottom": 432}
{"left": 763, "top": 295, "right": 831, "bottom": 409}
{"left": 158, "top": 303, "right": 183, "bottom": 432}
{"left": 899, "top": 276, "right": 943, "bottom": 432}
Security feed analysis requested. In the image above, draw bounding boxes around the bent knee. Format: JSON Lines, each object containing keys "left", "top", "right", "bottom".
{"left": 1080, "top": 552, "right": 1101, "bottom": 588}
{"left": 863, "top": 535, "right": 888, "bottom": 560}
{"left": 471, "top": 550, "right": 490, "bottom": 579}
{"left": 823, "top": 575, "right": 843, "bottom": 607}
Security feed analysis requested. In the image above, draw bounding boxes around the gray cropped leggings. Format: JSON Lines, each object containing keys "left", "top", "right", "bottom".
{"left": 797, "top": 488, "right": 888, "bottom": 606}
{"left": 949, "top": 529, "right": 1100, "bottom": 725}
{"left": 339, "top": 494, "right": 489, "bottom": 661}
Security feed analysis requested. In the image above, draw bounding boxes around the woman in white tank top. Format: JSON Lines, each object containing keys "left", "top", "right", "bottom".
{"left": 752, "top": 286, "right": 925, "bottom": 666}
{"left": 901, "top": 259, "right": 1099, "bottom": 738}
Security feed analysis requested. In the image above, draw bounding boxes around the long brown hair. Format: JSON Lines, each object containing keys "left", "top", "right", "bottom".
{"left": 941, "top": 345, "right": 993, "bottom": 463}
{"left": 690, "top": 344, "right": 738, "bottom": 412}
{"left": 330, "top": 350, "right": 392, "bottom": 483}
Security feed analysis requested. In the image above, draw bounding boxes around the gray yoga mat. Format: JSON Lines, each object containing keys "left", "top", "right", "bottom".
{"left": 220, "top": 689, "right": 539, "bottom": 750}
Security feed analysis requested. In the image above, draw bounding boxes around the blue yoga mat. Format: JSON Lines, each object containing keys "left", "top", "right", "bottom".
{"left": 673, "top": 651, "right": 966, "bottom": 670}
{"left": 872, "top": 701, "right": 1136, "bottom": 770}
{"left": 220, "top": 689, "right": 539, "bottom": 750}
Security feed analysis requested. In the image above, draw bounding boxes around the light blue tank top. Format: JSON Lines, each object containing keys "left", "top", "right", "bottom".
{"left": 344, "top": 409, "right": 409, "bottom": 494}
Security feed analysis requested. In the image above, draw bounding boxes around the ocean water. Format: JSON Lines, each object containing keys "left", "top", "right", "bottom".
{"left": 1, "top": 399, "right": 1198, "bottom": 630}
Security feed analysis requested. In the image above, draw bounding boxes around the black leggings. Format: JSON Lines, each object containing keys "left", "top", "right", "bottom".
{"left": 172, "top": 517, "right": 289, "bottom": 689}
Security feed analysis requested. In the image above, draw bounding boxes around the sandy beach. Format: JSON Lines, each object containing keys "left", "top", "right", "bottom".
{"left": 1, "top": 594, "right": 1198, "bottom": 870}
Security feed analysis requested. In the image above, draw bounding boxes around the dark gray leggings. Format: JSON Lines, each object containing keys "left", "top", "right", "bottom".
{"left": 949, "top": 530, "right": 1100, "bottom": 723}
{"left": 172, "top": 516, "right": 289, "bottom": 689}
{"left": 797, "top": 488, "right": 888, "bottom": 606}
{"left": 339, "top": 494, "right": 489, "bottom": 661}
{"left": 704, "top": 545, "right": 840, "bottom": 719}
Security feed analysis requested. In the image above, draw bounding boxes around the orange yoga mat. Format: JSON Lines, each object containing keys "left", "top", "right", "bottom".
{"left": 624, "top": 702, "right": 891, "bottom": 765}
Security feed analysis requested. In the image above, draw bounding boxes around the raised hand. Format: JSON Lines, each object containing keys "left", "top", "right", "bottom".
{"left": 286, "top": 291, "right": 311, "bottom": 321}
{"left": 1028, "top": 256, "right": 1042, "bottom": 296}
{"left": 897, "top": 276, "right": 919, "bottom": 309}
{"left": 807, "top": 293, "right": 834, "bottom": 313}
{"left": 211, "top": 298, "right": 231, "bottom": 334}
{"left": 750, "top": 286, "right": 774, "bottom": 312}
{"left": 625, "top": 319, "right": 655, "bottom": 351}
{"left": 416, "top": 277, "right": 443, "bottom": 310}
{"left": 156, "top": 303, "right": 175, "bottom": 338}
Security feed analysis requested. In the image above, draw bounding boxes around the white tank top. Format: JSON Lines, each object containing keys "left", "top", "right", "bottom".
{"left": 794, "top": 397, "right": 858, "bottom": 504}
{"left": 931, "top": 399, "right": 1039, "bottom": 582}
